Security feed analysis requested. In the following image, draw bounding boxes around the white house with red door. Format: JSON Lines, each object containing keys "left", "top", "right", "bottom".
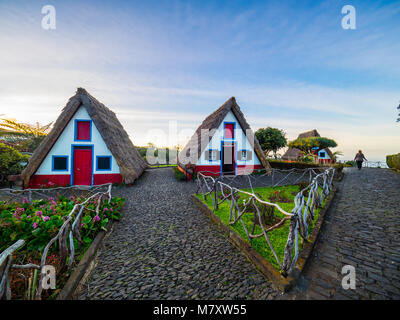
{"left": 177, "top": 97, "right": 270, "bottom": 178}
{"left": 21, "top": 88, "right": 147, "bottom": 188}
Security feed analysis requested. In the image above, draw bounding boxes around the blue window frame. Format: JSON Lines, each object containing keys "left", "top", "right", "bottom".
{"left": 239, "top": 149, "right": 248, "bottom": 161}
{"left": 206, "top": 149, "right": 218, "bottom": 162}
{"left": 96, "top": 156, "right": 112, "bottom": 171}
{"left": 52, "top": 155, "right": 68, "bottom": 171}
{"left": 74, "top": 119, "right": 92, "bottom": 142}
{"left": 223, "top": 122, "right": 235, "bottom": 139}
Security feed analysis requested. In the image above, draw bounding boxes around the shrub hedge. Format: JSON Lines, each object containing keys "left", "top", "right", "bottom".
{"left": 387, "top": 153, "right": 400, "bottom": 170}
{"left": 266, "top": 160, "right": 344, "bottom": 174}
{"left": 268, "top": 160, "right": 322, "bottom": 170}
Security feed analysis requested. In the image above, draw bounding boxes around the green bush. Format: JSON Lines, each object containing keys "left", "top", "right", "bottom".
{"left": 173, "top": 167, "right": 187, "bottom": 181}
{"left": 268, "top": 160, "right": 322, "bottom": 170}
{"left": 344, "top": 160, "right": 356, "bottom": 167}
{"left": 387, "top": 153, "right": 400, "bottom": 170}
{"left": 0, "top": 143, "right": 30, "bottom": 186}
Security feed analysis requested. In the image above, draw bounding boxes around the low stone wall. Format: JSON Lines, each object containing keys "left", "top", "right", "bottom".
{"left": 192, "top": 185, "right": 337, "bottom": 292}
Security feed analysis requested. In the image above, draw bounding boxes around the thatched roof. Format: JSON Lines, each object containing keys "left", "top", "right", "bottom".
{"left": 178, "top": 97, "right": 271, "bottom": 172}
{"left": 281, "top": 147, "right": 303, "bottom": 160}
{"left": 282, "top": 129, "right": 335, "bottom": 161}
{"left": 297, "top": 129, "right": 320, "bottom": 139}
{"left": 21, "top": 88, "right": 148, "bottom": 186}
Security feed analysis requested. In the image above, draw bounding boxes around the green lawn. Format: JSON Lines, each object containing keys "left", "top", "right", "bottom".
{"left": 196, "top": 184, "right": 326, "bottom": 271}
{"left": 150, "top": 164, "right": 178, "bottom": 168}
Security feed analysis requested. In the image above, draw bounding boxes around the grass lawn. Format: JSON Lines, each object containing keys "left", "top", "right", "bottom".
{"left": 196, "top": 184, "right": 326, "bottom": 272}
{"left": 151, "top": 164, "right": 178, "bottom": 168}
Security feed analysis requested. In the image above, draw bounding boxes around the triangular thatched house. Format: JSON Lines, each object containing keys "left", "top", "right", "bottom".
{"left": 21, "top": 88, "right": 148, "bottom": 188}
{"left": 282, "top": 129, "right": 335, "bottom": 164}
{"left": 177, "top": 97, "right": 271, "bottom": 178}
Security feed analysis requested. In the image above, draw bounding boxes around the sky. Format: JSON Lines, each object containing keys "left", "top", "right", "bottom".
{"left": 0, "top": 0, "right": 399, "bottom": 162}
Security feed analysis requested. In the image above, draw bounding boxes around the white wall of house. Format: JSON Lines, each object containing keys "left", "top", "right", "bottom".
{"left": 318, "top": 149, "right": 331, "bottom": 160}
{"left": 196, "top": 111, "right": 261, "bottom": 166}
{"left": 35, "top": 106, "right": 120, "bottom": 175}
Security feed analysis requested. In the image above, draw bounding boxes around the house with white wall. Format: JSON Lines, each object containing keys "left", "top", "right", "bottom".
{"left": 177, "top": 97, "right": 270, "bottom": 178}
{"left": 21, "top": 88, "right": 147, "bottom": 188}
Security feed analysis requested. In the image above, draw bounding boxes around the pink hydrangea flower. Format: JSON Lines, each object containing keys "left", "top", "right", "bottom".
{"left": 43, "top": 216, "right": 50, "bottom": 222}
{"left": 27, "top": 215, "right": 31, "bottom": 219}
{"left": 35, "top": 211, "right": 43, "bottom": 217}
{"left": 22, "top": 197, "right": 28, "bottom": 204}
{"left": 92, "top": 215, "right": 101, "bottom": 223}
{"left": 33, "top": 222, "right": 38, "bottom": 229}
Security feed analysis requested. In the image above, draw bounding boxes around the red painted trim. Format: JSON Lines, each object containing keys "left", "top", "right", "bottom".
{"left": 236, "top": 164, "right": 263, "bottom": 175}
{"left": 76, "top": 121, "right": 91, "bottom": 140}
{"left": 28, "top": 175, "right": 71, "bottom": 188}
{"left": 194, "top": 164, "right": 263, "bottom": 179}
{"left": 28, "top": 173, "right": 123, "bottom": 188}
{"left": 93, "top": 174, "right": 123, "bottom": 185}
{"left": 195, "top": 165, "right": 221, "bottom": 177}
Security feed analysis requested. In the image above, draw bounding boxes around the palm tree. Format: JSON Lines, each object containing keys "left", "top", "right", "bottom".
{"left": 332, "top": 150, "right": 344, "bottom": 162}
{"left": 0, "top": 119, "right": 52, "bottom": 152}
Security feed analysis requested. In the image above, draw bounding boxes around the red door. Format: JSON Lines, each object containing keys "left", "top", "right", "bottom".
{"left": 73, "top": 147, "right": 92, "bottom": 185}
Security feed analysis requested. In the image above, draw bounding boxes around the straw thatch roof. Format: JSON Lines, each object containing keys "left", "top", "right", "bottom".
{"left": 178, "top": 97, "right": 271, "bottom": 173}
{"left": 282, "top": 129, "right": 335, "bottom": 161}
{"left": 21, "top": 88, "right": 148, "bottom": 187}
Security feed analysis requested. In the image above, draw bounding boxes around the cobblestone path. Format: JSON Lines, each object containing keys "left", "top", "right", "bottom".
{"left": 283, "top": 168, "right": 400, "bottom": 300}
{"left": 79, "top": 168, "right": 279, "bottom": 300}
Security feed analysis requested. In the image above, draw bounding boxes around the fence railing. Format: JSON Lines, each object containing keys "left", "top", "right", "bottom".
{"left": 0, "top": 184, "right": 112, "bottom": 300}
{"left": 196, "top": 167, "right": 335, "bottom": 276}
{"left": 340, "top": 160, "right": 388, "bottom": 168}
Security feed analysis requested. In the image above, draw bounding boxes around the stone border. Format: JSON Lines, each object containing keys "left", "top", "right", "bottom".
{"left": 192, "top": 185, "right": 337, "bottom": 293}
{"left": 57, "top": 219, "right": 114, "bottom": 300}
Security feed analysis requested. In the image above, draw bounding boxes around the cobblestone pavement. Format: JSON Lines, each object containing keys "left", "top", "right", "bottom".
{"left": 79, "top": 168, "right": 279, "bottom": 300}
{"left": 282, "top": 168, "right": 400, "bottom": 300}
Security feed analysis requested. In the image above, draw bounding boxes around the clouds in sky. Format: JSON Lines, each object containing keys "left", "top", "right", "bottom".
{"left": 0, "top": 0, "right": 399, "bottom": 161}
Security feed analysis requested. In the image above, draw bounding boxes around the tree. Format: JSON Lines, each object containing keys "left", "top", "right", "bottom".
{"left": 255, "top": 127, "right": 287, "bottom": 159}
{"left": 332, "top": 150, "right": 343, "bottom": 162}
{"left": 0, "top": 143, "right": 30, "bottom": 185}
{"left": 0, "top": 119, "right": 52, "bottom": 152}
{"left": 288, "top": 137, "right": 338, "bottom": 157}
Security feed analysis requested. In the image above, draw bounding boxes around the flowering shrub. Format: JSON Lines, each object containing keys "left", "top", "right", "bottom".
{"left": 0, "top": 195, "right": 125, "bottom": 252}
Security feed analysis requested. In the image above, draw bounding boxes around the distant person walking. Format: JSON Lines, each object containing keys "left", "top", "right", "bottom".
{"left": 354, "top": 150, "right": 368, "bottom": 170}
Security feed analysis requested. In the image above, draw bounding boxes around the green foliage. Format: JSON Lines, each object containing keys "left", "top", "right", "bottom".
{"left": 198, "top": 184, "right": 326, "bottom": 271}
{"left": 301, "top": 154, "right": 314, "bottom": 163}
{"left": 173, "top": 167, "right": 187, "bottom": 181}
{"left": 288, "top": 137, "right": 338, "bottom": 155}
{"left": 255, "top": 127, "right": 287, "bottom": 158}
{"left": 0, "top": 143, "right": 30, "bottom": 185}
{"left": 137, "top": 145, "right": 179, "bottom": 165}
{"left": 345, "top": 160, "right": 356, "bottom": 167}
{"left": 0, "top": 119, "right": 52, "bottom": 152}
{"left": 387, "top": 153, "right": 400, "bottom": 170}
{"left": 267, "top": 159, "right": 321, "bottom": 170}
{"left": 333, "top": 163, "right": 345, "bottom": 173}
{"left": 0, "top": 196, "right": 125, "bottom": 252}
